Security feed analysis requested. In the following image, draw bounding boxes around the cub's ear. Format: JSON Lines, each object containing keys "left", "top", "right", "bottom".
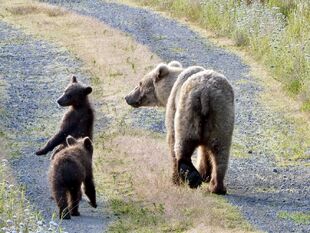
{"left": 168, "top": 61, "right": 182, "bottom": 68}
{"left": 71, "top": 75, "right": 78, "bottom": 83}
{"left": 84, "top": 86, "right": 92, "bottom": 95}
{"left": 83, "top": 137, "right": 93, "bottom": 151}
{"left": 154, "top": 64, "right": 169, "bottom": 83}
{"left": 66, "top": 135, "right": 77, "bottom": 146}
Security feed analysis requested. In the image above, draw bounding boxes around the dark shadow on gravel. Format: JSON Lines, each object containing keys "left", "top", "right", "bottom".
{"left": 0, "top": 21, "right": 109, "bottom": 233}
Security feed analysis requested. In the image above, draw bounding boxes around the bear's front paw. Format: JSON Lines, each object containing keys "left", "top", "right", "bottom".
{"left": 35, "top": 148, "right": 47, "bottom": 156}
{"left": 71, "top": 210, "right": 80, "bottom": 216}
{"left": 179, "top": 164, "right": 202, "bottom": 189}
{"left": 60, "top": 210, "right": 71, "bottom": 220}
{"left": 89, "top": 201, "right": 97, "bottom": 208}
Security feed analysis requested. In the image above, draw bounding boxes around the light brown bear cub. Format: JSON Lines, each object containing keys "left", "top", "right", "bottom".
{"left": 49, "top": 135, "right": 97, "bottom": 219}
{"left": 36, "top": 76, "right": 94, "bottom": 158}
{"left": 125, "top": 61, "right": 234, "bottom": 194}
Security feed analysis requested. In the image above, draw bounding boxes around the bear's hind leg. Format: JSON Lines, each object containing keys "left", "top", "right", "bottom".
{"left": 69, "top": 187, "right": 82, "bottom": 216}
{"left": 167, "top": 133, "right": 180, "bottom": 186}
{"left": 208, "top": 144, "right": 229, "bottom": 195}
{"left": 84, "top": 176, "right": 97, "bottom": 208}
{"left": 175, "top": 140, "right": 202, "bottom": 189}
{"left": 54, "top": 188, "right": 70, "bottom": 219}
{"left": 197, "top": 146, "right": 212, "bottom": 183}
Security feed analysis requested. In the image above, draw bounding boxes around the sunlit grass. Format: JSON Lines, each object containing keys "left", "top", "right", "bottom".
{"left": 93, "top": 130, "right": 255, "bottom": 232}
{"left": 129, "top": 0, "right": 310, "bottom": 110}
{"left": 0, "top": 136, "right": 59, "bottom": 232}
{"left": 278, "top": 211, "right": 310, "bottom": 225}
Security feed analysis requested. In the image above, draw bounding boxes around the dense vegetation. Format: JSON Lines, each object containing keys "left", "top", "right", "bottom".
{"left": 136, "top": 0, "right": 310, "bottom": 110}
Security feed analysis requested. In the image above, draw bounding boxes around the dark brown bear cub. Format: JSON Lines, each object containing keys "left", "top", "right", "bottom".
{"left": 49, "top": 135, "right": 97, "bottom": 219}
{"left": 36, "top": 76, "right": 94, "bottom": 158}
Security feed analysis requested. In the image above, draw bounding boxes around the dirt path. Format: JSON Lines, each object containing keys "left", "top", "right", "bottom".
{"left": 0, "top": 21, "right": 109, "bottom": 233}
{"left": 36, "top": 1, "right": 310, "bottom": 233}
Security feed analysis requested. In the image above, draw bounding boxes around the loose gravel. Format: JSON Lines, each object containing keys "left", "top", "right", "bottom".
{"left": 0, "top": 21, "right": 109, "bottom": 233}
{"left": 37, "top": 1, "right": 310, "bottom": 232}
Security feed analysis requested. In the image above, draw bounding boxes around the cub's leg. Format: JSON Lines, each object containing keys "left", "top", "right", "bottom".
{"left": 69, "top": 187, "right": 82, "bottom": 216}
{"left": 84, "top": 176, "right": 97, "bottom": 208}
{"left": 54, "top": 187, "right": 70, "bottom": 219}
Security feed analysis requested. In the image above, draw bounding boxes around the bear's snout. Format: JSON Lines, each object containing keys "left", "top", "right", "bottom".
{"left": 57, "top": 98, "right": 64, "bottom": 106}
{"left": 125, "top": 95, "right": 140, "bottom": 108}
{"left": 57, "top": 96, "right": 67, "bottom": 107}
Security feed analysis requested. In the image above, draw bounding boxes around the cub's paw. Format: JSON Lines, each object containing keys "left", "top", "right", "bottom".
{"left": 71, "top": 210, "right": 80, "bottom": 216}
{"left": 89, "top": 201, "right": 97, "bottom": 208}
{"left": 179, "top": 164, "right": 202, "bottom": 189}
{"left": 60, "top": 210, "right": 71, "bottom": 220}
{"left": 35, "top": 148, "right": 47, "bottom": 156}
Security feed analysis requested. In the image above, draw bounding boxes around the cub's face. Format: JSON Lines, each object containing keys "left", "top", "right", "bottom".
{"left": 124, "top": 73, "right": 158, "bottom": 108}
{"left": 57, "top": 76, "right": 92, "bottom": 107}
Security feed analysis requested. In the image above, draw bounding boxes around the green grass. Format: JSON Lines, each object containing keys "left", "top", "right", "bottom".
{"left": 0, "top": 168, "right": 40, "bottom": 232}
{"left": 0, "top": 133, "right": 55, "bottom": 232}
{"left": 131, "top": 0, "right": 310, "bottom": 110}
{"left": 278, "top": 211, "right": 310, "bottom": 225}
{"left": 0, "top": 162, "right": 63, "bottom": 232}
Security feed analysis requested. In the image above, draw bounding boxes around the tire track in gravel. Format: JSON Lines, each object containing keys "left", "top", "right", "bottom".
{"left": 38, "top": 1, "right": 310, "bottom": 233}
{"left": 0, "top": 21, "right": 109, "bottom": 233}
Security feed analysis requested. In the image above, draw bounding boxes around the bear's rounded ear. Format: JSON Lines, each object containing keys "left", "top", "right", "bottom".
{"left": 83, "top": 137, "right": 93, "bottom": 151}
{"left": 154, "top": 64, "right": 169, "bottom": 82}
{"left": 71, "top": 75, "right": 78, "bottom": 83}
{"left": 168, "top": 61, "right": 182, "bottom": 68}
{"left": 84, "top": 86, "right": 92, "bottom": 95}
{"left": 66, "top": 135, "right": 77, "bottom": 146}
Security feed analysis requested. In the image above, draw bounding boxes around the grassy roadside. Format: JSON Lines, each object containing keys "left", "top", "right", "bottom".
{"left": 113, "top": 0, "right": 310, "bottom": 166}
{"left": 117, "top": 0, "right": 310, "bottom": 111}
{"left": 0, "top": 144, "right": 54, "bottom": 233}
{"left": 0, "top": 0, "right": 257, "bottom": 232}
{"left": 0, "top": 79, "right": 58, "bottom": 232}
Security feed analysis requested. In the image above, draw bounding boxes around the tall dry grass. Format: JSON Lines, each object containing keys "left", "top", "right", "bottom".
{"left": 95, "top": 133, "right": 254, "bottom": 232}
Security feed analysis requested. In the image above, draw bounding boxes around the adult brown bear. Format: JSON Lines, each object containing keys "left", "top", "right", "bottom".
{"left": 125, "top": 61, "right": 234, "bottom": 194}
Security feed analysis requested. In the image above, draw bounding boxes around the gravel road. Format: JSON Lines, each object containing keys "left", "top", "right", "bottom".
{"left": 37, "top": 1, "right": 310, "bottom": 232}
{"left": 0, "top": 21, "right": 109, "bottom": 233}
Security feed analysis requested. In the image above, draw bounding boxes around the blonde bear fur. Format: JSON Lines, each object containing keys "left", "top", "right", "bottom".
{"left": 125, "top": 61, "right": 234, "bottom": 194}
